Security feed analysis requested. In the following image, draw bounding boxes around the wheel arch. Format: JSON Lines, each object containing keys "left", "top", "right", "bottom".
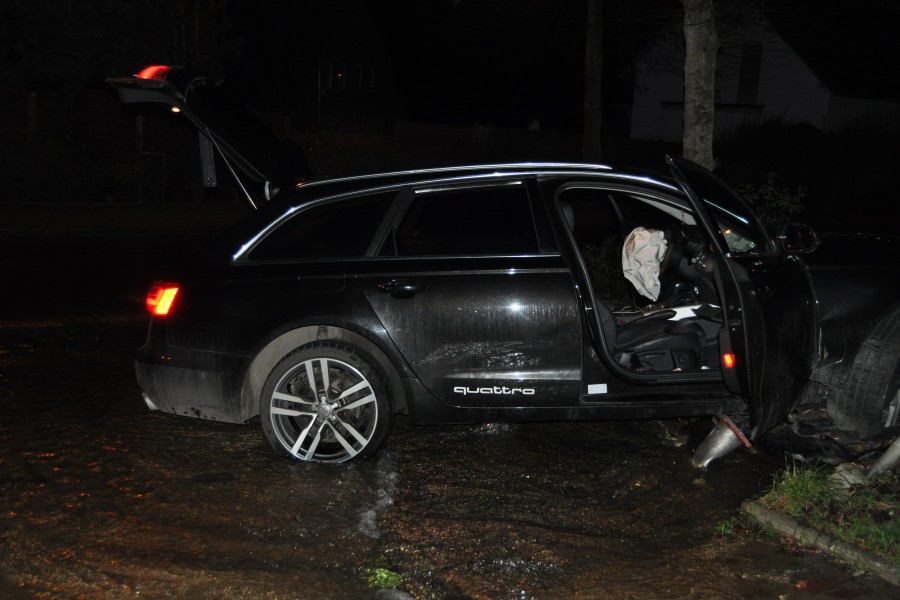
{"left": 239, "top": 325, "right": 408, "bottom": 421}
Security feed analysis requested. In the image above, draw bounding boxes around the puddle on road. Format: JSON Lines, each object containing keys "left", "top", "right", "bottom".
{"left": 1, "top": 318, "right": 896, "bottom": 599}
{"left": 378, "top": 421, "right": 896, "bottom": 599}
{"left": 0, "top": 318, "right": 392, "bottom": 599}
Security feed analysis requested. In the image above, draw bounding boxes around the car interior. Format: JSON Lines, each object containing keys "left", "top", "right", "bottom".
{"left": 557, "top": 187, "right": 724, "bottom": 375}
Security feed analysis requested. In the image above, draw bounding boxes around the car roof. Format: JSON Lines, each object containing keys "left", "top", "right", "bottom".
{"left": 224, "top": 161, "right": 684, "bottom": 254}
{"left": 287, "top": 162, "right": 680, "bottom": 198}
{"left": 288, "top": 162, "right": 608, "bottom": 193}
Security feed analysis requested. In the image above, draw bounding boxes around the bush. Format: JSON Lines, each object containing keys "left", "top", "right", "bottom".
{"left": 737, "top": 172, "right": 806, "bottom": 235}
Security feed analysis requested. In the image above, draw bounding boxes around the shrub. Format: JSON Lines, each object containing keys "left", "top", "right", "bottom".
{"left": 737, "top": 172, "right": 806, "bottom": 234}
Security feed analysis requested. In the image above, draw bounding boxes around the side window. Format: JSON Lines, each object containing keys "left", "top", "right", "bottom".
{"left": 620, "top": 195, "right": 683, "bottom": 231}
{"left": 389, "top": 185, "right": 539, "bottom": 256}
{"left": 248, "top": 191, "right": 395, "bottom": 261}
{"left": 671, "top": 158, "right": 771, "bottom": 255}
{"left": 558, "top": 189, "right": 633, "bottom": 308}
{"left": 560, "top": 188, "right": 621, "bottom": 247}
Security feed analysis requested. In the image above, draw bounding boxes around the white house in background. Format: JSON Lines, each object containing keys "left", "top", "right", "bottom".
{"left": 630, "top": 2, "right": 900, "bottom": 142}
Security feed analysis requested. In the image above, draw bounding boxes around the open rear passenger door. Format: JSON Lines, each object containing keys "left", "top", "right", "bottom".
{"left": 667, "top": 156, "right": 817, "bottom": 439}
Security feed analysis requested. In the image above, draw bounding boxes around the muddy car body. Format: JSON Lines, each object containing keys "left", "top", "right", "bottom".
{"left": 110, "top": 66, "right": 900, "bottom": 463}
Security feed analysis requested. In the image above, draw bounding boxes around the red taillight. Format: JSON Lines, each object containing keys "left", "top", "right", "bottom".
{"left": 146, "top": 283, "right": 180, "bottom": 316}
{"left": 136, "top": 65, "right": 172, "bottom": 80}
{"left": 722, "top": 353, "right": 736, "bottom": 369}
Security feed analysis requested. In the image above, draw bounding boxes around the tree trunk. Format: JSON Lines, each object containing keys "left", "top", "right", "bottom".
{"left": 583, "top": 0, "right": 603, "bottom": 162}
{"left": 682, "top": 0, "right": 718, "bottom": 170}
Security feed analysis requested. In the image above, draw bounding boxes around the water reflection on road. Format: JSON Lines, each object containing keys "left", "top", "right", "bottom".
{"left": 1, "top": 317, "right": 391, "bottom": 598}
{"left": 1, "top": 316, "right": 895, "bottom": 598}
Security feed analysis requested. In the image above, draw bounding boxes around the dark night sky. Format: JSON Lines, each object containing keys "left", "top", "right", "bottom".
{"left": 1, "top": 0, "right": 898, "bottom": 230}
{"left": 0, "top": 0, "right": 897, "bottom": 149}
{"left": 224, "top": 0, "right": 593, "bottom": 129}
{"left": 374, "top": 0, "right": 589, "bottom": 128}
{"left": 223, "top": 0, "right": 900, "bottom": 130}
{"left": 2, "top": 0, "right": 898, "bottom": 130}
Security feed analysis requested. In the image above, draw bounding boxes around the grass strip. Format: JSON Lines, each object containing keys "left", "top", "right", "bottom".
{"left": 747, "top": 463, "right": 899, "bottom": 581}
{"left": 760, "top": 464, "right": 899, "bottom": 562}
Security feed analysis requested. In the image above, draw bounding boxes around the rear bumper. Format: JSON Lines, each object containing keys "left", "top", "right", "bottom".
{"left": 135, "top": 343, "right": 250, "bottom": 423}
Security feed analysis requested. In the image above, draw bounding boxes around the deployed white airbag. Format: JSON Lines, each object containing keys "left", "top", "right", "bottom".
{"left": 622, "top": 227, "right": 667, "bottom": 301}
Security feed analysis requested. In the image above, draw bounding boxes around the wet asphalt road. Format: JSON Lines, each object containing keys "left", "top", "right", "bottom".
{"left": 1, "top": 235, "right": 897, "bottom": 598}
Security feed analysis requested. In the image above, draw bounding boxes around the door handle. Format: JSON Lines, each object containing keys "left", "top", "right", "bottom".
{"left": 379, "top": 280, "right": 425, "bottom": 299}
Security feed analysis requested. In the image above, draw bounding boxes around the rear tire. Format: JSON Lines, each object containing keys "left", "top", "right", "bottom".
{"left": 260, "top": 342, "right": 391, "bottom": 463}
{"left": 828, "top": 306, "right": 900, "bottom": 438}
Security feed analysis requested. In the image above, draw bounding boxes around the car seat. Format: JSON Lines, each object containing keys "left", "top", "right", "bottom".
{"left": 621, "top": 224, "right": 718, "bottom": 308}
{"left": 561, "top": 201, "right": 713, "bottom": 372}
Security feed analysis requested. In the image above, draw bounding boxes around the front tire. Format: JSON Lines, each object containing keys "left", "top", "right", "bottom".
{"left": 828, "top": 305, "right": 900, "bottom": 438}
{"left": 260, "top": 342, "right": 390, "bottom": 463}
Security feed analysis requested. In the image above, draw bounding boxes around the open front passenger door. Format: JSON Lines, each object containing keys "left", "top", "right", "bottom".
{"left": 667, "top": 156, "right": 818, "bottom": 438}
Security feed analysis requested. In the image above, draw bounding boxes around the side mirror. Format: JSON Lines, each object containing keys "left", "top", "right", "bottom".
{"left": 778, "top": 222, "right": 820, "bottom": 254}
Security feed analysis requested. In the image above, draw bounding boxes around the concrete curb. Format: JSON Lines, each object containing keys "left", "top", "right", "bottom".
{"left": 741, "top": 499, "right": 900, "bottom": 587}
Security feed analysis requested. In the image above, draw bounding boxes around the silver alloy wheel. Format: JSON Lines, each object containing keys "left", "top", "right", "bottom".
{"left": 268, "top": 356, "right": 379, "bottom": 463}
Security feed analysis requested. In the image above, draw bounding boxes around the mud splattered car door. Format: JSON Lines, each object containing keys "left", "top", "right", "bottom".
{"left": 360, "top": 179, "right": 582, "bottom": 409}
{"left": 668, "top": 157, "right": 817, "bottom": 438}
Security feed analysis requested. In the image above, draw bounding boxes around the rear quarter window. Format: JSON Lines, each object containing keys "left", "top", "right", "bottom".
{"left": 247, "top": 191, "right": 395, "bottom": 260}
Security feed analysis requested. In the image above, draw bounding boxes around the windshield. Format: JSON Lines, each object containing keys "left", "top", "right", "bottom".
{"left": 705, "top": 201, "right": 760, "bottom": 254}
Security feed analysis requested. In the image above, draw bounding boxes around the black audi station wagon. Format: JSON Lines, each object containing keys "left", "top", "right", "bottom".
{"left": 111, "top": 66, "right": 900, "bottom": 465}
